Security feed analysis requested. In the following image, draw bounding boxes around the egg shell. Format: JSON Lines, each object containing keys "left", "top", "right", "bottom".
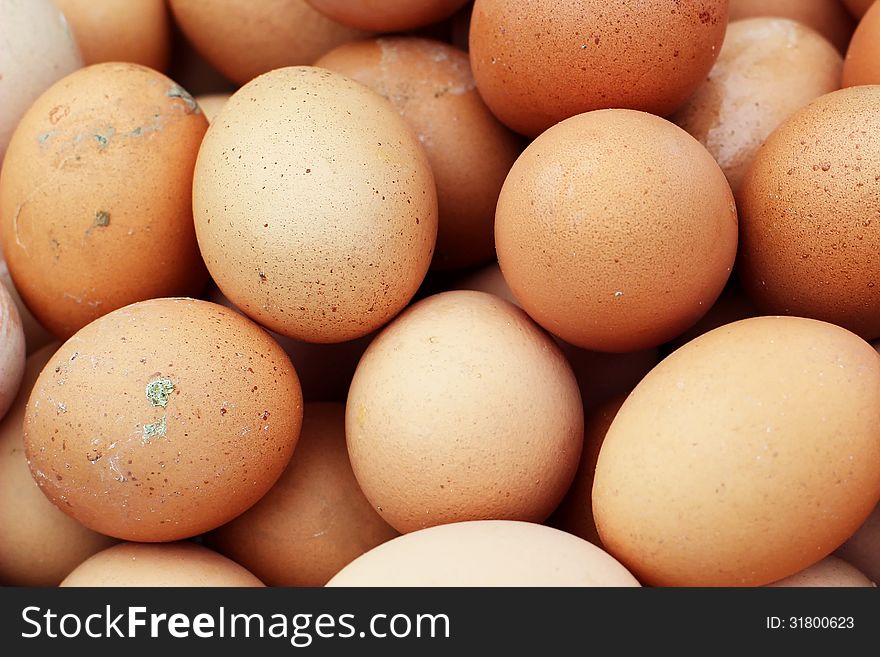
{"left": 207, "top": 403, "right": 397, "bottom": 586}
{"left": 835, "top": 502, "right": 880, "bottom": 583}
{"left": 60, "top": 542, "right": 263, "bottom": 586}
{"left": 54, "top": 0, "right": 171, "bottom": 71}
{"left": 307, "top": 0, "right": 469, "bottom": 32}
{"left": 468, "top": 0, "right": 728, "bottom": 136}
{"left": 495, "top": 109, "right": 737, "bottom": 353}
{"left": 0, "top": 0, "right": 83, "bottom": 161}
{"left": 0, "top": 343, "right": 116, "bottom": 586}
{"left": 843, "top": 1, "right": 880, "bottom": 87}
{"left": 195, "top": 93, "right": 231, "bottom": 124}
{"left": 24, "top": 297, "right": 303, "bottom": 542}
{"left": 738, "top": 86, "right": 880, "bottom": 340}
{"left": 767, "top": 556, "right": 875, "bottom": 587}
{"left": 593, "top": 316, "right": 880, "bottom": 587}
{"left": 346, "top": 290, "right": 583, "bottom": 533}
{"left": 327, "top": 520, "right": 639, "bottom": 586}
{"left": 547, "top": 395, "right": 625, "bottom": 547}
{"left": 843, "top": 0, "right": 876, "bottom": 18}
{"left": 0, "top": 258, "right": 54, "bottom": 354}
{"left": 0, "top": 63, "right": 209, "bottom": 339}
{"left": 168, "top": 0, "right": 368, "bottom": 85}
{"left": 728, "top": 0, "right": 855, "bottom": 52}
{"left": 194, "top": 66, "right": 438, "bottom": 344}
{"left": 673, "top": 18, "right": 842, "bottom": 196}
{"left": 316, "top": 37, "right": 522, "bottom": 271}
{"left": 0, "top": 281, "right": 25, "bottom": 419}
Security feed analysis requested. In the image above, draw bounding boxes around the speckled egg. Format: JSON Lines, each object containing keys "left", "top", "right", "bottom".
{"left": 316, "top": 37, "right": 521, "bottom": 271}
{"left": 0, "top": 63, "right": 209, "bottom": 339}
{"left": 739, "top": 86, "right": 880, "bottom": 339}
{"left": 593, "top": 316, "right": 880, "bottom": 586}
{"left": 495, "top": 109, "right": 737, "bottom": 353}
{"left": 843, "top": 1, "right": 880, "bottom": 87}
{"left": 767, "top": 556, "right": 875, "bottom": 587}
{"left": 468, "top": 0, "right": 728, "bottom": 136}
{"left": 24, "top": 297, "right": 303, "bottom": 542}
{"left": 193, "top": 66, "right": 438, "bottom": 344}
{"left": 728, "top": 0, "right": 855, "bottom": 52}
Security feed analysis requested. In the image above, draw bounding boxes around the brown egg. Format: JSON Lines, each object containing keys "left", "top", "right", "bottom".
{"left": 547, "top": 395, "right": 625, "bottom": 547}
{"left": 767, "top": 556, "right": 875, "bottom": 587}
{"left": 347, "top": 291, "right": 583, "bottom": 533}
{"left": 0, "top": 0, "right": 83, "bottom": 162}
{"left": 739, "top": 86, "right": 880, "bottom": 340}
{"left": 594, "top": 317, "right": 880, "bottom": 587}
{"left": 60, "top": 542, "right": 263, "bottom": 586}
{"left": 673, "top": 18, "right": 842, "bottom": 197}
{"left": 495, "top": 110, "right": 737, "bottom": 353}
{"left": 168, "top": 0, "right": 368, "bottom": 85}
{"left": 0, "top": 282, "right": 25, "bottom": 419}
{"left": 194, "top": 66, "right": 437, "bottom": 344}
{"left": 316, "top": 37, "right": 521, "bottom": 270}
{"left": 835, "top": 501, "right": 880, "bottom": 583}
{"left": 1, "top": 344, "right": 116, "bottom": 586}
{"left": 843, "top": 0, "right": 876, "bottom": 18}
{"left": 843, "top": 2, "right": 880, "bottom": 87}
{"left": 0, "top": 63, "right": 208, "bottom": 339}
{"left": 54, "top": 0, "right": 170, "bottom": 71}
{"left": 327, "top": 521, "right": 639, "bottom": 586}
{"left": 728, "top": 0, "right": 855, "bottom": 52}
{"left": 195, "top": 93, "right": 230, "bottom": 124}
{"left": 0, "top": 259, "right": 54, "bottom": 354}
{"left": 307, "top": 0, "right": 469, "bottom": 32}
{"left": 468, "top": 0, "right": 727, "bottom": 136}
{"left": 24, "top": 297, "right": 303, "bottom": 542}
{"left": 207, "top": 403, "right": 397, "bottom": 586}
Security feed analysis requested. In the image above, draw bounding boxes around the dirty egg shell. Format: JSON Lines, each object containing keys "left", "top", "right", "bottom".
{"left": 0, "top": 63, "right": 209, "bottom": 339}
{"left": 60, "top": 542, "right": 263, "bottom": 586}
{"left": 767, "top": 556, "right": 875, "bottom": 587}
{"left": 843, "top": 1, "right": 880, "bottom": 87}
{"left": 307, "top": 0, "right": 469, "bottom": 32}
{"left": 23, "top": 297, "right": 303, "bottom": 542}
{"left": 0, "top": 282, "right": 25, "bottom": 420}
{"left": 194, "top": 66, "right": 438, "bottom": 344}
{"left": 593, "top": 316, "right": 880, "bottom": 587}
{"left": 728, "top": 0, "right": 855, "bottom": 52}
{"left": 326, "top": 521, "right": 640, "bottom": 586}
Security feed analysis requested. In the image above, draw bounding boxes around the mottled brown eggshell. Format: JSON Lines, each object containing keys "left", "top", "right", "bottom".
{"left": 728, "top": 0, "right": 855, "bottom": 52}
{"left": 739, "top": 86, "right": 880, "bottom": 340}
{"left": 468, "top": 0, "right": 728, "bottom": 136}
{"left": 207, "top": 403, "right": 397, "bottom": 586}
{"left": 594, "top": 317, "right": 880, "bottom": 587}
{"left": 54, "top": 0, "right": 171, "bottom": 71}
{"left": 168, "top": 0, "right": 368, "bottom": 85}
{"left": 495, "top": 109, "right": 737, "bottom": 353}
{"left": 316, "top": 37, "right": 521, "bottom": 271}
{"left": 307, "top": 0, "right": 469, "bottom": 32}
{"left": 24, "top": 297, "right": 303, "bottom": 542}
{"left": 0, "top": 63, "right": 208, "bottom": 339}
{"left": 843, "top": 0, "right": 876, "bottom": 18}
{"left": 673, "top": 18, "right": 842, "bottom": 196}
{"left": 1, "top": 344, "right": 116, "bottom": 586}
{"left": 767, "top": 556, "right": 875, "bottom": 587}
{"left": 327, "top": 521, "right": 640, "bottom": 586}
{"left": 194, "top": 66, "right": 438, "bottom": 344}
{"left": 347, "top": 291, "right": 583, "bottom": 533}
{"left": 0, "top": 282, "right": 25, "bottom": 419}
{"left": 843, "top": 2, "right": 880, "bottom": 87}
{"left": 195, "top": 94, "right": 230, "bottom": 124}
{"left": 60, "top": 542, "right": 263, "bottom": 586}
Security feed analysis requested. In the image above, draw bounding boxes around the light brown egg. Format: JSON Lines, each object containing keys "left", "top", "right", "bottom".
{"left": 0, "top": 63, "right": 208, "bottom": 339}
{"left": 547, "top": 395, "right": 625, "bottom": 547}
{"left": 739, "top": 86, "right": 880, "bottom": 340}
{"left": 767, "top": 556, "right": 875, "bottom": 587}
{"left": 0, "top": 0, "right": 83, "bottom": 161}
{"left": 307, "top": 0, "right": 469, "bottom": 32}
{"left": 0, "top": 259, "right": 53, "bottom": 354}
{"left": 1, "top": 344, "right": 116, "bottom": 586}
{"left": 673, "top": 18, "right": 842, "bottom": 197}
{"left": 843, "top": 0, "right": 876, "bottom": 18}
{"left": 327, "top": 521, "right": 639, "bottom": 586}
{"left": 316, "top": 37, "right": 521, "bottom": 271}
{"left": 60, "top": 542, "right": 263, "bottom": 586}
{"left": 194, "top": 66, "right": 437, "bottom": 344}
{"left": 195, "top": 93, "right": 230, "bottom": 124}
{"left": 593, "top": 316, "right": 880, "bottom": 587}
{"left": 207, "top": 403, "right": 397, "bottom": 586}
{"left": 495, "top": 109, "right": 737, "bottom": 353}
{"left": 843, "top": 2, "right": 880, "bottom": 87}
{"left": 728, "top": 0, "right": 855, "bottom": 52}
{"left": 835, "top": 502, "right": 880, "bottom": 583}
{"left": 24, "top": 297, "right": 303, "bottom": 542}
{"left": 0, "top": 282, "right": 24, "bottom": 419}
{"left": 54, "top": 0, "right": 170, "bottom": 71}
{"left": 469, "top": 0, "right": 728, "bottom": 136}
{"left": 168, "top": 0, "right": 368, "bottom": 85}
{"left": 347, "top": 291, "right": 583, "bottom": 533}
